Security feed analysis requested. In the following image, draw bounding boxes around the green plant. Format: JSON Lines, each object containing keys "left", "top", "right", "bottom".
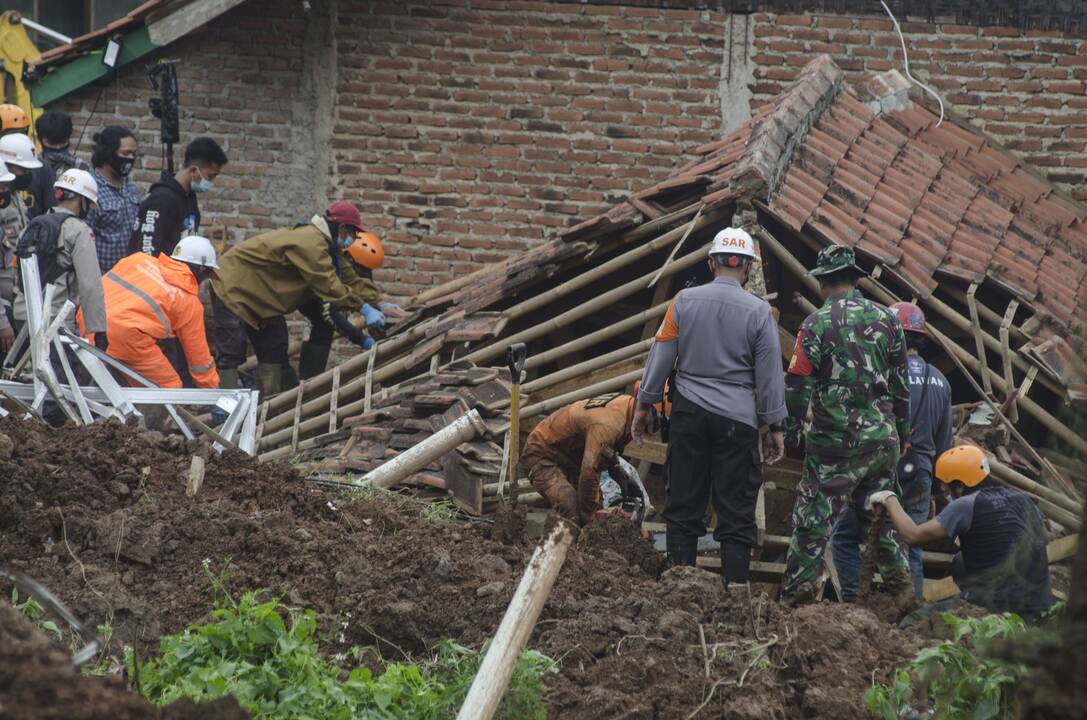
{"left": 866, "top": 612, "right": 1030, "bottom": 720}
{"left": 131, "top": 590, "right": 554, "bottom": 719}
{"left": 11, "top": 589, "right": 62, "bottom": 641}
{"left": 80, "top": 623, "right": 117, "bottom": 677}
{"left": 422, "top": 500, "right": 459, "bottom": 523}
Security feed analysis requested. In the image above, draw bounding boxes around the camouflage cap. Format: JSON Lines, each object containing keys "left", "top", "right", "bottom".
{"left": 808, "top": 244, "right": 864, "bottom": 277}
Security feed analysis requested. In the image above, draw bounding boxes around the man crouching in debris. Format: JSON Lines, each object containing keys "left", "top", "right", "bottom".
{"left": 632, "top": 227, "right": 786, "bottom": 590}
{"left": 871, "top": 445, "right": 1052, "bottom": 623}
{"left": 780, "top": 244, "right": 913, "bottom": 605}
{"left": 522, "top": 393, "right": 649, "bottom": 525}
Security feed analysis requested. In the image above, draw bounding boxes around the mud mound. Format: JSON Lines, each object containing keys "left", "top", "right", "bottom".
{"left": 0, "top": 418, "right": 926, "bottom": 718}
{"left": 576, "top": 512, "right": 666, "bottom": 578}
{"left": 0, "top": 599, "right": 247, "bottom": 720}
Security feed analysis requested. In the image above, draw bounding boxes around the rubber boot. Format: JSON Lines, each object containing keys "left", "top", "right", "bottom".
{"left": 255, "top": 362, "right": 283, "bottom": 398}
{"left": 721, "top": 541, "right": 752, "bottom": 589}
{"left": 298, "top": 342, "right": 331, "bottom": 380}
{"left": 666, "top": 533, "right": 698, "bottom": 567}
{"left": 218, "top": 367, "right": 239, "bottom": 389}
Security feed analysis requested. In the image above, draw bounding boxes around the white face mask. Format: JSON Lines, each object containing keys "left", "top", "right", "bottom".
{"left": 191, "top": 166, "right": 214, "bottom": 193}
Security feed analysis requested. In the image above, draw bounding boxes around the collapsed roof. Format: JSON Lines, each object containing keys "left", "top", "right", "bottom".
{"left": 256, "top": 55, "right": 1085, "bottom": 520}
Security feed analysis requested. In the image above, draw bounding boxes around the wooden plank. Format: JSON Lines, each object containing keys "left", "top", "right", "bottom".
{"left": 328, "top": 366, "right": 341, "bottom": 433}
{"left": 147, "top": 0, "right": 248, "bottom": 46}
{"left": 624, "top": 440, "right": 667, "bottom": 466}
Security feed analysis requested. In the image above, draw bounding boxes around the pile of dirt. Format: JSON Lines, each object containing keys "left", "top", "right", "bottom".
{"left": 0, "top": 417, "right": 928, "bottom": 718}
{"left": 0, "top": 598, "right": 248, "bottom": 720}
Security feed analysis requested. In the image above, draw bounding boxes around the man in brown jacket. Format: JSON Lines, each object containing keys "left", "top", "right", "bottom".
{"left": 210, "top": 201, "right": 369, "bottom": 395}
{"left": 522, "top": 393, "right": 655, "bottom": 525}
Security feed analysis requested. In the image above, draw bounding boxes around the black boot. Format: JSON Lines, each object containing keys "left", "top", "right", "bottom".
{"left": 298, "top": 342, "right": 331, "bottom": 380}
{"left": 666, "top": 533, "right": 698, "bottom": 567}
{"left": 721, "top": 541, "right": 752, "bottom": 588}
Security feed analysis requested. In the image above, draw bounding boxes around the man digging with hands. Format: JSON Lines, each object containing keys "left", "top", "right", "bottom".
{"left": 868, "top": 445, "right": 1052, "bottom": 622}
{"left": 632, "top": 227, "right": 786, "bottom": 592}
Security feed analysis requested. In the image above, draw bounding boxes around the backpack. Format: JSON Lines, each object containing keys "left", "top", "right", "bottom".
{"left": 16, "top": 212, "right": 76, "bottom": 285}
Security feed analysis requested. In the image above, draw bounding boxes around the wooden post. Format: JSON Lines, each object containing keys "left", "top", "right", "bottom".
{"left": 456, "top": 522, "right": 574, "bottom": 720}
{"left": 185, "top": 455, "right": 206, "bottom": 497}
{"left": 328, "top": 366, "right": 340, "bottom": 434}
{"left": 966, "top": 283, "right": 994, "bottom": 396}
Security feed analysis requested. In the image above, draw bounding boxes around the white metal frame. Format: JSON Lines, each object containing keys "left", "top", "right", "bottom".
{"left": 0, "top": 255, "right": 260, "bottom": 454}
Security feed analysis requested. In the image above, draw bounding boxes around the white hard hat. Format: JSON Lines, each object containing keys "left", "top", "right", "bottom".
{"left": 172, "top": 235, "right": 219, "bottom": 269}
{"left": 708, "top": 227, "right": 758, "bottom": 261}
{"left": 54, "top": 168, "right": 98, "bottom": 204}
{"left": 0, "top": 159, "right": 13, "bottom": 184}
{"left": 0, "top": 133, "right": 42, "bottom": 169}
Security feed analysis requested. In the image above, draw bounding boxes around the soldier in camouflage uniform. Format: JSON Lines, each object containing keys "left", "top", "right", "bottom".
{"left": 780, "top": 245, "right": 912, "bottom": 604}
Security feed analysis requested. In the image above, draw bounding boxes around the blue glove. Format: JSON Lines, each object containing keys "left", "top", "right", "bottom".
{"left": 210, "top": 406, "right": 228, "bottom": 426}
{"left": 360, "top": 335, "right": 375, "bottom": 351}
{"left": 361, "top": 303, "right": 386, "bottom": 330}
{"left": 378, "top": 302, "right": 403, "bottom": 313}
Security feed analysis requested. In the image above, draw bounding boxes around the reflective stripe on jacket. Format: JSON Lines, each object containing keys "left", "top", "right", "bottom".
{"left": 102, "top": 252, "right": 219, "bottom": 388}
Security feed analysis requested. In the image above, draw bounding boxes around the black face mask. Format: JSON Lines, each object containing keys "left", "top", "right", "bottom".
{"left": 77, "top": 198, "right": 91, "bottom": 221}
{"left": 0, "top": 190, "right": 10, "bottom": 208}
{"left": 11, "top": 173, "right": 31, "bottom": 191}
{"left": 110, "top": 155, "right": 135, "bottom": 178}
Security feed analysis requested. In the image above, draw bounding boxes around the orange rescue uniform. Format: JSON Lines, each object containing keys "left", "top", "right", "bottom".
{"left": 521, "top": 393, "right": 636, "bottom": 524}
{"left": 99, "top": 252, "right": 219, "bottom": 388}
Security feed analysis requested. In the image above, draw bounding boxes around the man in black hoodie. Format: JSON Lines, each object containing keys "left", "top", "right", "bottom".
{"left": 131, "top": 137, "right": 228, "bottom": 257}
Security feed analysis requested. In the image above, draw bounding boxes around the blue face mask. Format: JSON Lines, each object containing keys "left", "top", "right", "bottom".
{"left": 337, "top": 232, "right": 354, "bottom": 250}
{"left": 191, "top": 167, "right": 214, "bottom": 194}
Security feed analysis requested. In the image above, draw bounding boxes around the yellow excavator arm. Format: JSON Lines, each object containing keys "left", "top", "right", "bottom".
{"left": 0, "top": 11, "right": 42, "bottom": 139}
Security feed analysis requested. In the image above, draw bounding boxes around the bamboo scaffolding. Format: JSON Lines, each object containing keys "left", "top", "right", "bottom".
{"left": 462, "top": 245, "right": 706, "bottom": 368}
{"left": 759, "top": 228, "right": 1085, "bottom": 456}
{"left": 258, "top": 209, "right": 711, "bottom": 440}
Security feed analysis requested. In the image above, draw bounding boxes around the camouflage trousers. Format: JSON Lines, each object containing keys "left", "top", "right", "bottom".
{"left": 781, "top": 442, "right": 909, "bottom": 598}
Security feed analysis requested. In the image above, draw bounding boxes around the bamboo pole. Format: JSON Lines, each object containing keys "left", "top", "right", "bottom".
{"left": 463, "top": 247, "right": 705, "bottom": 367}
{"left": 361, "top": 410, "right": 487, "bottom": 489}
{"left": 500, "top": 208, "right": 718, "bottom": 322}
{"left": 456, "top": 522, "right": 574, "bottom": 720}
{"left": 521, "top": 340, "right": 651, "bottom": 396}
{"left": 523, "top": 301, "right": 668, "bottom": 372}
{"left": 990, "top": 459, "right": 1082, "bottom": 517}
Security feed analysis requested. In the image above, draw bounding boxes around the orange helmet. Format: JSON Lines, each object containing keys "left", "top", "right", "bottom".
{"left": 0, "top": 105, "right": 29, "bottom": 132}
{"left": 633, "top": 379, "right": 671, "bottom": 416}
{"left": 347, "top": 231, "right": 384, "bottom": 270}
{"left": 935, "top": 445, "right": 990, "bottom": 488}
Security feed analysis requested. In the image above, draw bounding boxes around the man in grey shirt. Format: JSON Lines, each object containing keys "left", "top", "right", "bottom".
{"left": 632, "top": 227, "right": 786, "bottom": 588}
{"left": 11, "top": 169, "right": 107, "bottom": 347}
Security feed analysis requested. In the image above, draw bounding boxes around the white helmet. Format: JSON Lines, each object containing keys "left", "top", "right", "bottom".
{"left": 708, "top": 227, "right": 758, "bottom": 262}
{"left": 55, "top": 168, "right": 98, "bottom": 204}
{"left": 0, "top": 159, "right": 13, "bottom": 184}
{"left": 171, "top": 235, "right": 219, "bottom": 269}
{"left": 0, "top": 133, "right": 42, "bottom": 169}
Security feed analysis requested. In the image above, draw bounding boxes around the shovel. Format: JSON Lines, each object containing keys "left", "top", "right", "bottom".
{"left": 506, "top": 342, "right": 527, "bottom": 504}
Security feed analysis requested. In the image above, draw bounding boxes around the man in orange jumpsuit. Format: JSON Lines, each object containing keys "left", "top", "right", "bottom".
{"left": 99, "top": 235, "right": 220, "bottom": 388}
{"left": 521, "top": 393, "right": 656, "bottom": 525}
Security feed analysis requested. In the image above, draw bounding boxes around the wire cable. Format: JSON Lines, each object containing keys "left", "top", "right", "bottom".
{"left": 880, "top": 0, "right": 945, "bottom": 126}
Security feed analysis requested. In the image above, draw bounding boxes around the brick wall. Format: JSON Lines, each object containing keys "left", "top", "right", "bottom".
{"left": 332, "top": 0, "right": 729, "bottom": 296}
{"left": 748, "top": 13, "right": 1087, "bottom": 201}
{"left": 54, "top": 0, "right": 321, "bottom": 244}
{"left": 48, "top": 1, "right": 1086, "bottom": 299}
{"left": 332, "top": 1, "right": 1086, "bottom": 297}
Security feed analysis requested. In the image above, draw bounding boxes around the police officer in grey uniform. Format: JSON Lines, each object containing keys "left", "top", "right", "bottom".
{"left": 633, "top": 227, "right": 786, "bottom": 588}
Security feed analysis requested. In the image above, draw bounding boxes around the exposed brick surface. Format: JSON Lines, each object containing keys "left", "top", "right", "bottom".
{"left": 332, "top": 0, "right": 728, "bottom": 296}
{"left": 54, "top": 0, "right": 318, "bottom": 244}
{"left": 50, "top": 1, "right": 1086, "bottom": 298}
